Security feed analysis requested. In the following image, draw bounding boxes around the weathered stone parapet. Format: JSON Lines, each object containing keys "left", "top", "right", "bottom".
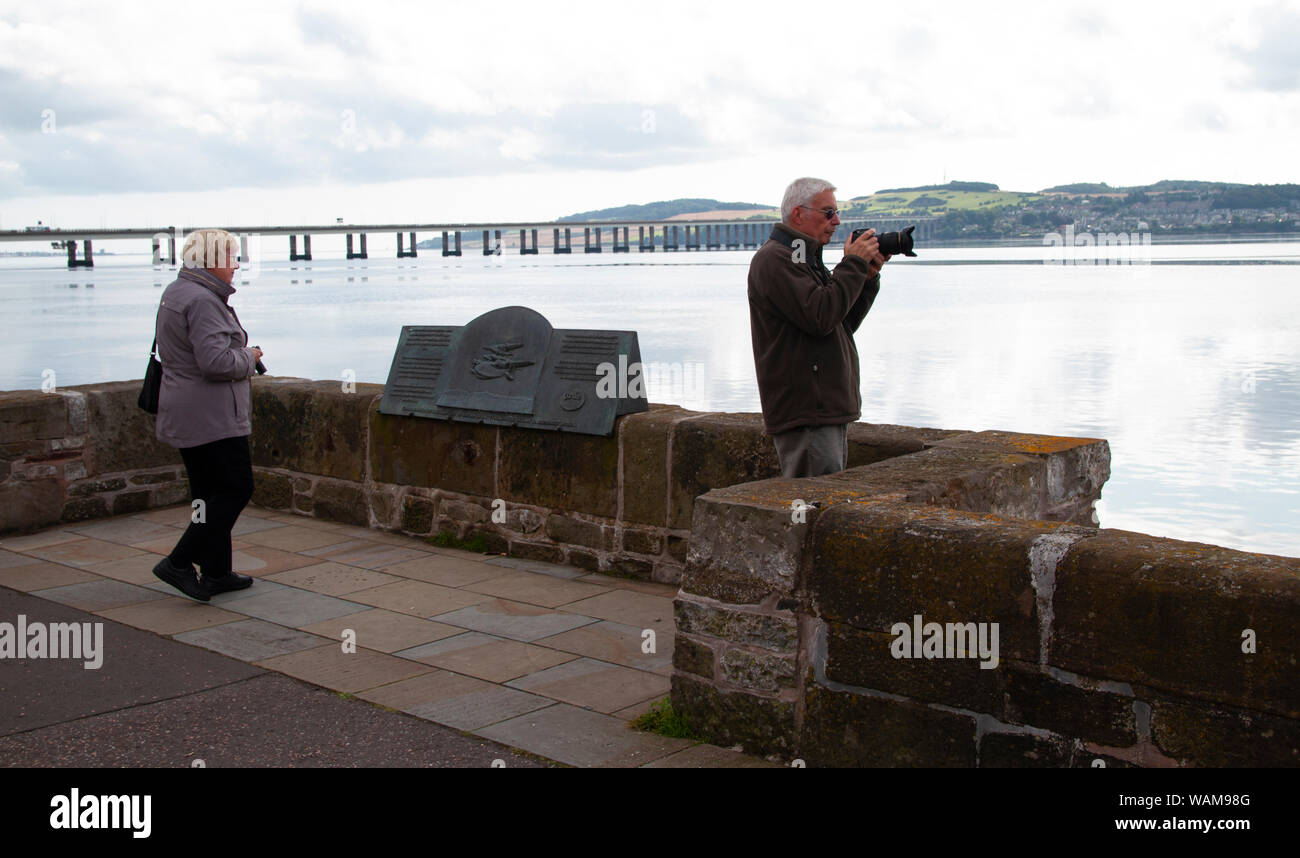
{"left": 672, "top": 427, "right": 1300, "bottom": 767}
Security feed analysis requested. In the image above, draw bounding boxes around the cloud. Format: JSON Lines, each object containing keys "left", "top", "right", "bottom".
{"left": 1230, "top": 4, "right": 1300, "bottom": 91}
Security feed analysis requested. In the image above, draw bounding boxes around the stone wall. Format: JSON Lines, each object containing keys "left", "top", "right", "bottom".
{"left": 671, "top": 433, "right": 1300, "bottom": 767}
{"left": 2, "top": 378, "right": 970, "bottom": 584}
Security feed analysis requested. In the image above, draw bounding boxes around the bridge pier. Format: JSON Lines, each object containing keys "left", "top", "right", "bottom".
{"left": 584, "top": 226, "right": 602, "bottom": 253}
{"left": 483, "top": 229, "right": 502, "bottom": 256}
{"left": 553, "top": 227, "right": 571, "bottom": 254}
{"left": 663, "top": 225, "right": 679, "bottom": 251}
{"left": 638, "top": 225, "right": 655, "bottom": 252}
{"left": 612, "top": 227, "right": 629, "bottom": 253}
{"left": 289, "top": 234, "right": 312, "bottom": 261}
{"left": 686, "top": 225, "right": 701, "bottom": 251}
{"left": 66, "top": 239, "right": 93, "bottom": 269}
{"left": 706, "top": 224, "right": 721, "bottom": 250}
{"left": 725, "top": 224, "right": 739, "bottom": 249}
{"left": 346, "top": 232, "right": 368, "bottom": 260}
{"left": 441, "top": 230, "right": 462, "bottom": 257}
{"left": 397, "top": 231, "right": 418, "bottom": 258}
{"left": 520, "top": 228, "right": 538, "bottom": 255}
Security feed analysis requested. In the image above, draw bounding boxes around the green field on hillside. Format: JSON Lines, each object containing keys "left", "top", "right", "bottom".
{"left": 843, "top": 189, "right": 1044, "bottom": 216}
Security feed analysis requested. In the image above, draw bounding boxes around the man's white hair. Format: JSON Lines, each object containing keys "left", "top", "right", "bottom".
{"left": 781, "top": 177, "right": 836, "bottom": 222}
{"left": 181, "top": 228, "right": 239, "bottom": 269}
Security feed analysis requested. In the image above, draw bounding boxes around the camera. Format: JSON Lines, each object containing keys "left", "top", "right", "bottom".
{"left": 851, "top": 225, "right": 918, "bottom": 257}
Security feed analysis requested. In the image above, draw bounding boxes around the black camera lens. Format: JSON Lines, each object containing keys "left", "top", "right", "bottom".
{"left": 850, "top": 225, "right": 918, "bottom": 257}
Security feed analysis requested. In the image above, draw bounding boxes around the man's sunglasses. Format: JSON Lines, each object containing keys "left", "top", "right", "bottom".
{"left": 797, "top": 205, "right": 838, "bottom": 220}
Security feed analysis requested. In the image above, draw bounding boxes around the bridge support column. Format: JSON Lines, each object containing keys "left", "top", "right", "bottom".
{"left": 612, "top": 227, "right": 629, "bottom": 253}
{"left": 483, "top": 229, "right": 502, "bottom": 256}
{"left": 152, "top": 236, "right": 162, "bottom": 266}
{"left": 664, "top": 225, "right": 678, "bottom": 251}
{"left": 346, "top": 233, "right": 368, "bottom": 260}
{"left": 726, "top": 224, "right": 739, "bottom": 249}
{"left": 239, "top": 234, "right": 250, "bottom": 264}
{"left": 67, "top": 239, "right": 93, "bottom": 268}
{"left": 639, "top": 225, "right": 655, "bottom": 252}
{"left": 397, "top": 231, "right": 418, "bottom": 258}
{"left": 584, "top": 226, "right": 602, "bottom": 253}
{"left": 553, "top": 227, "right": 571, "bottom": 254}
{"left": 290, "top": 234, "right": 312, "bottom": 261}
{"left": 441, "top": 231, "right": 462, "bottom": 257}
{"left": 520, "top": 228, "right": 538, "bottom": 255}
{"left": 687, "top": 225, "right": 701, "bottom": 251}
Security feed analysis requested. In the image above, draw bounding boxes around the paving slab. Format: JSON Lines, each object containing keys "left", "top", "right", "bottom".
{"left": 128, "top": 505, "right": 195, "bottom": 526}
{"left": 482, "top": 556, "right": 588, "bottom": 579}
{"left": 433, "top": 598, "right": 600, "bottom": 642}
{"left": 21, "top": 537, "right": 146, "bottom": 567}
{"left": 0, "top": 586, "right": 264, "bottom": 736}
{"left": 475, "top": 703, "right": 691, "bottom": 768}
{"left": 84, "top": 553, "right": 169, "bottom": 585}
{"left": 216, "top": 587, "right": 370, "bottom": 627}
{"left": 395, "top": 632, "right": 577, "bottom": 683}
{"left": 534, "top": 619, "right": 674, "bottom": 675}
{"left": 265, "top": 562, "right": 404, "bottom": 596}
{"left": 506, "top": 657, "right": 670, "bottom": 713}
{"left": 229, "top": 517, "right": 287, "bottom": 536}
{"left": 68, "top": 518, "right": 181, "bottom": 546}
{"left": 32, "top": 578, "right": 168, "bottom": 612}
{"left": 575, "top": 573, "right": 681, "bottom": 597}
{"left": 173, "top": 618, "right": 330, "bottom": 662}
{"left": 380, "top": 554, "right": 511, "bottom": 587}
{"left": 312, "top": 542, "right": 433, "bottom": 570}
{"left": 463, "top": 571, "right": 611, "bottom": 608}
{"left": 95, "top": 598, "right": 245, "bottom": 636}
{"left": 0, "top": 530, "right": 84, "bottom": 551}
{"left": 559, "top": 589, "right": 675, "bottom": 631}
{"left": 346, "top": 579, "right": 493, "bottom": 617}
{"left": 0, "top": 560, "right": 100, "bottom": 592}
{"left": 231, "top": 545, "right": 320, "bottom": 576}
{"left": 0, "top": 549, "right": 42, "bottom": 569}
{"left": 356, "top": 668, "right": 497, "bottom": 711}
{"left": 640, "top": 744, "right": 786, "bottom": 768}
{"left": 237, "top": 525, "right": 356, "bottom": 553}
{"left": 299, "top": 608, "right": 463, "bottom": 653}
{"left": 254, "top": 643, "right": 433, "bottom": 693}
{"left": 408, "top": 687, "right": 556, "bottom": 731}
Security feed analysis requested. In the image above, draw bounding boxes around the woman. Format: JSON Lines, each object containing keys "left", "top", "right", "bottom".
{"left": 151, "top": 228, "right": 264, "bottom": 602}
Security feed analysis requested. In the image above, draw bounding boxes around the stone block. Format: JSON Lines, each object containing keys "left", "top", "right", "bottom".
{"left": 566, "top": 548, "right": 601, "bottom": 573}
{"left": 719, "top": 646, "right": 796, "bottom": 692}
{"left": 69, "top": 477, "right": 127, "bottom": 497}
{"left": 370, "top": 408, "right": 496, "bottom": 497}
{"left": 545, "top": 514, "right": 612, "bottom": 551}
{"left": 806, "top": 502, "right": 1067, "bottom": 664}
{"left": 252, "top": 470, "right": 293, "bottom": 509}
{"left": 801, "top": 683, "right": 978, "bottom": 767}
{"left": 441, "top": 498, "right": 490, "bottom": 525}
{"left": 311, "top": 479, "right": 368, "bottom": 527}
{"left": 401, "top": 495, "right": 435, "bottom": 534}
{"left": 672, "top": 635, "right": 715, "bottom": 679}
{"left": 112, "top": 490, "right": 150, "bottom": 515}
{"left": 674, "top": 598, "right": 798, "bottom": 652}
{"left": 498, "top": 424, "right": 619, "bottom": 519}
{"left": 1052, "top": 528, "right": 1300, "bottom": 718}
{"left": 250, "top": 378, "right": 379, "bottom": 480}
{"left": 151, "top": 480, "right": 191, "bottom": 507}
{"left": 671, "top": 672, "right": 796, "bottom": 758}
{"left": 669, "top": 413, "right": 780, "bottom": 530}
{"left": 0, "top": 478, "right": 65, "bottom": 533}
{"left": 611, "top": 556, "right": 653, "bottom": 579}
{"left": 78, "top": 382, "right": 180, "bottom": 473}
{"left": 0, "top": 388, "right": 73, "bottom": 442}
{"left": 822, "top": 622, "right": 1004, "bottom": 715}
{"left": 620, "top": 404, "right": 688, "bottom": 527}
{"left": 622, "top": 526, "right": 661, "bottom": 555}
{"left": 667, "top": 534, "right": 688, "bottom": 563}
{"left": 466, "top": 527, "right": 509, "bottom": 555}
{"left": 978, "top": 732, "right": 1074, "bottom": 768}
{"left": 369, "top": 485, "right": 398, "bottom": 529}
{"left": 847, "top": 422, "right": 969, "bottom": 467}
{"left": 1001, "top": 664, "right": 1137, "bottom": 747}
{"left": 61, "top": 496, "right": 108, "bottom": 523}
{"left": 128, "top": 470, "right": 177, "bottom": 485}
{"left": 1150, "top": 697, "right": 1300, "bottom": 767}
{"left": 509, "top": 540, "right": 564, "bottom": 564}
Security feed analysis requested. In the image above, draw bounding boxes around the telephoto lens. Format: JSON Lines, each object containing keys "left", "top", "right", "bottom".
{"left": 851, "top": 225, "right": 918, "bottom": 257}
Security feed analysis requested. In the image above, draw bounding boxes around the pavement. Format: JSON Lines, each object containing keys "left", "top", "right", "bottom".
{"left": 0, "top": 504, "right": 778, "bottom": 768}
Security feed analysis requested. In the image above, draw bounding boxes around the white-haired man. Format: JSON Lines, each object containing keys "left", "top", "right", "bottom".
{"left": 748, "top": 177, "right": 889, "bottom": 477}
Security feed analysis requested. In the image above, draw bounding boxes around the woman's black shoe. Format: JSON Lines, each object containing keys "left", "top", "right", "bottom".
{"left": 203, "top": 571, "right": 254, "bottom": 595}
{"left": 153, "top": 557, "right": 211, "bottom": 602}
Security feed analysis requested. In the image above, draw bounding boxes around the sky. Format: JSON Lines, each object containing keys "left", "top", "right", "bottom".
{"left": 0, "top": 0, "right": 1297, "bottom": 228}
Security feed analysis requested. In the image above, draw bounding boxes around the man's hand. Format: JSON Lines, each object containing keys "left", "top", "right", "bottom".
{"left": 845, "top": 228, "right": 879, "bottom": 262}
{"left": 867, "top": 252, "right": 891, "bottom": 276}
{"left": 250, "top": 347, "right": 264, "bottom": 362}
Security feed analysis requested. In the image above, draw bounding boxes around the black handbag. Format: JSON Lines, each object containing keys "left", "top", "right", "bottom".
{"left": 138, "top": 338, "right": 162, "bottom": 414}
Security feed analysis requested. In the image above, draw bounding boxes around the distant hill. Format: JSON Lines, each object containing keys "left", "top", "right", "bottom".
{"left": 558, "top": 198, "right": 772, "bottom": 222}
{"left": 868, "top": 181, "right": 1000, "bottom": 195}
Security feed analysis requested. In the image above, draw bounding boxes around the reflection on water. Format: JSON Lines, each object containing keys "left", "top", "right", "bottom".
{"left": 2, "top": 242, "right": 1297, "bottom": 558}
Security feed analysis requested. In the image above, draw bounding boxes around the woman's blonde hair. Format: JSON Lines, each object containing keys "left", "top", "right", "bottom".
{"left": 181, "top": 228, "right": 239, "bottom": 269}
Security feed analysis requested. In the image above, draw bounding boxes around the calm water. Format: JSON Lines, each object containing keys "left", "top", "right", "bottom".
{"left": 2, "top": 238, "right": 1298, "bottom": 558}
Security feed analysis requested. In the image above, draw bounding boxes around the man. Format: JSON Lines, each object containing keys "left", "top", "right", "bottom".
{"left": 748, "top": 177, "right": 890, "bottom": 478}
